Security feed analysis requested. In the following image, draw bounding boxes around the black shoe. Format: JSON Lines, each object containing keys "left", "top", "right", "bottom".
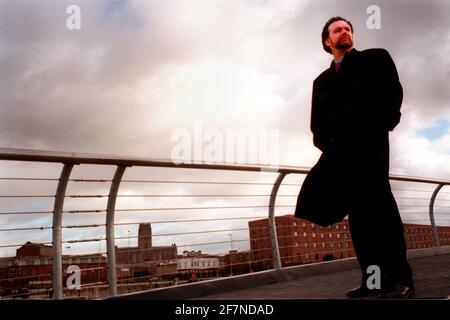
{"left": 380, "top": 284, "right": 415, "bottom": 299}
{"left": 346, "top": 285, "right": 382, "bottom": 298}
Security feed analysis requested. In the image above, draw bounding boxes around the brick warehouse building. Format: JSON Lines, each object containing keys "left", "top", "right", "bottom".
{"left": 0, "top": 242, "right": 107, "bottom": 291}
{"left": 249, "top": 214, "right": 450, "bottom": 271}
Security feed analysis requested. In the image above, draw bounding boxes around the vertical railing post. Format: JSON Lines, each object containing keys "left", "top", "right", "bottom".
{"left": 268, "top": 172, "right": 286, "bottom": 270}
{"left": 106, "top": 166, "right": 127, "bottom": 297}
{"left": 429, "top": 184, "right": 444, "bottom": 247}
{"left": 52, "top": 163, "right": 74, "bottom": 300}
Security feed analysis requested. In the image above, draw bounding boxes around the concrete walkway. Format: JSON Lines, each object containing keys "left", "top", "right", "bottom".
{"left": 109, "top": 248, "right": 450, "bottom": 300}
{"left": 195, "top": 253, "right": 450, "bottom": 299}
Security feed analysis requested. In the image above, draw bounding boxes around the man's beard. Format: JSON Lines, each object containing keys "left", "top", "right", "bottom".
{"left": 335, "top": 37, "right": 353, "bottom": 50}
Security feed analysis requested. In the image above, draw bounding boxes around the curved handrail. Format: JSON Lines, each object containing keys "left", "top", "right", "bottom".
{"left": 1, "top": 147, "right": 449, "bottom": 299}
{"left": 0, "top": 148, "right": 448, "bottom": 185}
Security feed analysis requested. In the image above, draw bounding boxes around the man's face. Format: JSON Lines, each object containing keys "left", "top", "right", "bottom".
{"left": 325, "top": 20, "right": 353, "bottom": 52}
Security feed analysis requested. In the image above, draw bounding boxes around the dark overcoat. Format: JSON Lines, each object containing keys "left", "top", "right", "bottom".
{"left": 295, "top": 48, "right": 403, "bottom": 226}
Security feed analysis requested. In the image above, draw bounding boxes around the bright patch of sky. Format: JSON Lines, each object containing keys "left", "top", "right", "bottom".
{"left": 104, "top": 0, "right": 127, "bottom": 16}
{"left": 102, "top": 0, "right": 141, "bottom": 29}
{"left": 418, "top": 120, "right": 450, "bottom": 141}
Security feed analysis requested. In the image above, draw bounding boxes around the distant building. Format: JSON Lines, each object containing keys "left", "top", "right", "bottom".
{"left": 177, "top": 250, "right": 220, "bottom": 280}
{"left": 249, "top": 215, "right": 353, "bottom": 271}
{"left": 248, "top": 214, "right": 450, "bottom": 271}
{"left": 0, "top": 242, "right": 107, "bottom": 292}
{"left": 16, "top": 241, "right": 52, "bottom": 259}
{"left": 0, "top": 223, "right": 179, "bottom": 292}
{"left": 404, "top": 224, "right": 450, "bottom": 249}
{"left": 220, "top": 250, "right": 252, "bottom": 276}
{"left": 115, "top": 223, "right": 178, "bottom": 280}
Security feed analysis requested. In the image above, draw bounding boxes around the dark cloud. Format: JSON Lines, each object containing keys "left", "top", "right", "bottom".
{"left": 0, "top": 0, "right": 448, "bottom": 165}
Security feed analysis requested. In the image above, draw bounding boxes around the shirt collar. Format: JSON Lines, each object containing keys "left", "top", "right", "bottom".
{"left": 329, "top": 48, "right": 357, "bottom": 71}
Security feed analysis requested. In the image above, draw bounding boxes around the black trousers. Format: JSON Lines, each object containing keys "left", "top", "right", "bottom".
{"left": 347, "top": 180, "right": 414, "bottom": 289}
{"left": 334, "top": 134, "right": 414, "bottom": 289}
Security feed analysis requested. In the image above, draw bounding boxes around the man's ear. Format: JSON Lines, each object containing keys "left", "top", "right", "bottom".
{"left": 325, "top": 38, "right": 331, "bottom": 48}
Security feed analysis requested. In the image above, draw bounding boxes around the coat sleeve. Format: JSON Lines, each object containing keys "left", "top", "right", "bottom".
{"left": 378, "top": 49, "right": 403, "bottom": 131}
{"left": 310, "top": 79, "right": 325, "bottom": 151}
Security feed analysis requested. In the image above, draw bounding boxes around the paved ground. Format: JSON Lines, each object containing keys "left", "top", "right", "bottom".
{"left": 195, "top": 254, "right": 450, "bottom": 299}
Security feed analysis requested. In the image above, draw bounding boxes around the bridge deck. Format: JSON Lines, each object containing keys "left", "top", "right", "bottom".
{"left": 195, "top": 253, "right": 450, "bottom": 300}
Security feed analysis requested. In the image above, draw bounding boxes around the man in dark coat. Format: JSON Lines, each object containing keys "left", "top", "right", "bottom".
{"left": 309, "top": 16, "right": 414, "bottom": 298}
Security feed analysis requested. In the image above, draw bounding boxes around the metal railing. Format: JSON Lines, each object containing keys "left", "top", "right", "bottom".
{"left": 0, "top": 147, "right": 449, "bottom": 299}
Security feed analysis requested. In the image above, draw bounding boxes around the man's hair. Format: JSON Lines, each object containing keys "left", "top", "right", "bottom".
{"left": 321, "top": 16, "right": 353, "bottom": 54}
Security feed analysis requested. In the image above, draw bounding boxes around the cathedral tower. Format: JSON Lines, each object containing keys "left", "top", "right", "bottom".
{"left": 138, "top": 223, "right": 152, "bottom": 249}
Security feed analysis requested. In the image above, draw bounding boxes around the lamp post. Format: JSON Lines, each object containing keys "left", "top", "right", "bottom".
{"left": 97, "top": 237, "right": 102, "bottom": 289}
{"left": 66, "top": 246, "right": 71, "bottom": 264}
{"left": 228, "top": 234, "right": 233, "bottom": 276}
{"left": 128, "top": 231, "right": 132, "bottom": 278}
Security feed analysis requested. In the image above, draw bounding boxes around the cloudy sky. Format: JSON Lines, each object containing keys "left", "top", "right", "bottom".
{"left": 0, "top": 0, "right": 449, "bottom": 258}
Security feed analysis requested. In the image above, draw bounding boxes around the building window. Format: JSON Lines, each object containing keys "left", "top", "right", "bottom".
{"left": 312, "top": 233, "right": 316, "bottom": 237}
{"left": 329, "top": 233, "right": 332, "bottom": 238}
{"left": 311, "top": 223, "right": 315, "bottom": 228}
{"left": 295, "top": 242, "right": 298, "bottom": 247}
{"left": 8, "top": 269, "right": 17, "bottom": 278}
{"left": 313, "top": 243, "right": 317, "bottom": 248}
{"left": 336, "top": 225, "right": 340, "bottom": 229}
{"left": 293, "top": 222, "right": 297, "bottom": 226}
{"left": 302, "top": 223, "right": 306, "bottom": 227}
{"left": 294, "top": 232, "right": 298, "bottom": 236}
{"left": 304, "top": 243, "right": 308, "bottom": 248}
{"left": 321, "top": 234, "right": 324, "bottom": 238}
{"left": 322, "top": 243, "right": 325, "bottom": 248}
{"left": 303, "top": 232, "right": 307, "bottom": 237}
